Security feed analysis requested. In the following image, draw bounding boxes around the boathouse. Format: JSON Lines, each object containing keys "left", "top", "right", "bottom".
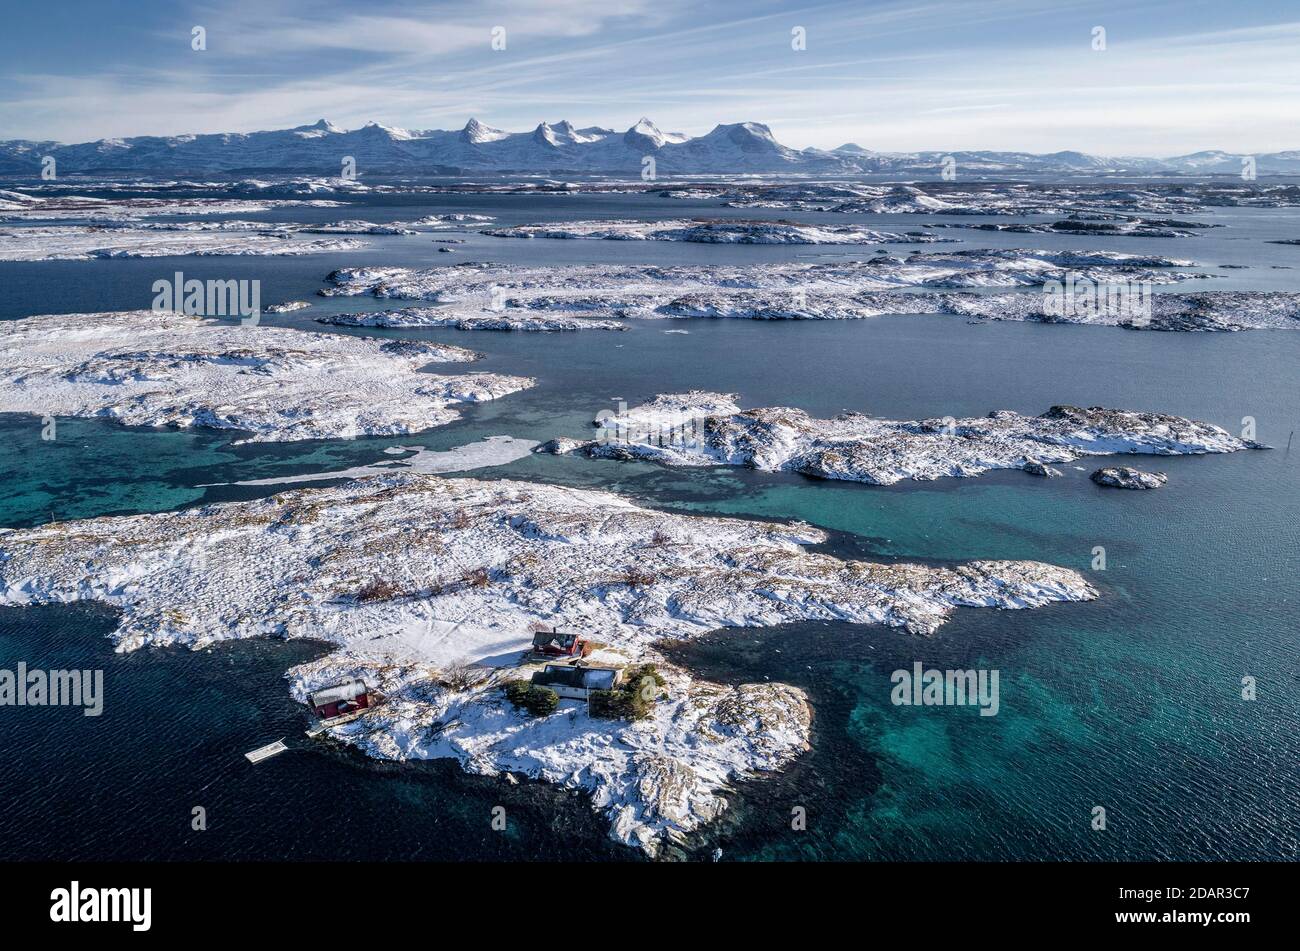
{"left": 308, "top": 678, "right": 371, "bottom": 719}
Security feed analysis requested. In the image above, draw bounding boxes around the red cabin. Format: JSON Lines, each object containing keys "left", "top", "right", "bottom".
{"left": 309, "top": 678, "right": 371, "bottom": 720}
{"left": 531, "top": 627, "right": 586, "bottom": 657}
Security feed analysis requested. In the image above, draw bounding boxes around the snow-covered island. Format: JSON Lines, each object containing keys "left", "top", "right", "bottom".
{"left": 0, "top": 192, "right": 496, "bottom": 260}
{"left": 703, "top": 181, "right": 1300, "bottom": 215}
{"left": 323, "top": 250, "right": 1199, "bottom": 301}
{"left": 299, "top": 219, "right": 418, "bottom": 235}
{"left": 671, "top": 288, "right": 1300, "bottom": 332}
{"left": 265, "top": 300, "right": 313, "bottom": 314}
{"left": 0, "top": 472, "right": 1097, "bottom": 854}
{"left": 0, "top": 191, "right": 346, "bottom": 220}
{"left": 0, "top": 311, "right": 534, "bottom": 442}
{"left": 539, "top": 392, "right": 1262, "bottom": 485}
{"left": 890, "top": 290, "right": 1300, "bottom": 331}
{"left": 925, "top": 216, "right": 1220, "bottom": 239}
{"left": 483, "top": 218, "right": 955, "bottom": 244}
{"left": 311, "top": 256, "right": 1300, "bottom": 331}
{"left": 317, "top": 307, "right": 628, "bottom": 332}
{"left": 1091, "top": 466, "right": 1169, "bottom": 489}
{"left": 0, "top": 224, "right": 366, "bottom": 261}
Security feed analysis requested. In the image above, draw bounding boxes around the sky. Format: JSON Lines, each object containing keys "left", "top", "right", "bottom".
{"left": 2, "top": 0, "right": 1298, "bottom": 155}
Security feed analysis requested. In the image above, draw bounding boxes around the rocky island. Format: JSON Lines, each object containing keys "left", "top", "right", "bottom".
{"left": 1091, "top": 466, "right": 1169, "bottom": 489}
{"left": 0, "top": 472, "right": 1097, "bottom": 854}
{"left": 699, "top": 181, "right": 1300, "bottom": 216}
{"left": 482, "top": 217, "right": 955, "bottom": 244}
{"left": 0, "top": 311, "right": 534, "bottom": 441}
{"left": 302, "top": 250, "right": 1279, "bottom": 333}
{"left": 0, "top": 224, "right": 366, "bottom": 261}
{"left": 317, "top": 307, "right": 628, "bottom": 332}
{"left": 540, "top": 392, "right": 1260, "bottom": 485}
{"left": 0, "top": 193, "right": 503, "bottom": 260}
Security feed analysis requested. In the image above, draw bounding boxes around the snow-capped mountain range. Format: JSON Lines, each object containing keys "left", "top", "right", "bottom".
{"left": 2, "top": 117, "right": 1298, "bottom": 177}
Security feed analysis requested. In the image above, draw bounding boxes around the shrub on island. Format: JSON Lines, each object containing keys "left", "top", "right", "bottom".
{"left": 590, "top": 664, "right": 667, "bottom": 721}
{"left": 503, "top": 679, "right": 559, "bottom": 716}
{"left": 355, "top": 577, "right": 405, "bottom": 602}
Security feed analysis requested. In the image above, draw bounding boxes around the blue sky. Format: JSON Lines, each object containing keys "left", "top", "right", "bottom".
{"left": 2, "top": 0, "right": 1298, "bottom": 154}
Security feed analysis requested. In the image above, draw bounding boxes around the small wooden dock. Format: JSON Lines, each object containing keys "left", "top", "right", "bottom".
{"left": 305, "top": 709, "right": 367, "bottom": 738}
{"left": 244, "top": 739, "right": 289, "bottom": 764}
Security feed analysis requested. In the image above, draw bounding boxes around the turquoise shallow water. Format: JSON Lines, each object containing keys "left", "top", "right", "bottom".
{"left": 0, "top": 190, "right": 1296, "bottom": 860}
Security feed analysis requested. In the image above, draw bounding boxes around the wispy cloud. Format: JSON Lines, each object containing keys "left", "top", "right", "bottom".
{"left": 1, "top": 0, "right": 1297, "bottom": 154}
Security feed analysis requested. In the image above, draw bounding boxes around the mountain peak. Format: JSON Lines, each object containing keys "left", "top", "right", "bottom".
{"left": 532, "top": 121, "right": 562, "bottom": 147}
{"left": 360, "top": 121, "right": 416, "bottom": 140}
{"left": 711, "top": 121, "right": 775, "bottom": 140}
{"left": 625, "top": 117, "right": 667, "bottom": 150}
{"left": 292, "top": 119, "right": 342, "bottom": 136}
{"left": 461, "top": 117, "right": 507, "bottom": 144}
{"left": 532, "top": 120, "right": 604, "bottom": 146}
{"left": 689, "top": 122, "right": 788, "bottom": 159}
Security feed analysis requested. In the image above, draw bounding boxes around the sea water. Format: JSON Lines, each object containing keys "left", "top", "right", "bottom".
{"left": 0, "top": 189, "right": 1296, "bottom": 860}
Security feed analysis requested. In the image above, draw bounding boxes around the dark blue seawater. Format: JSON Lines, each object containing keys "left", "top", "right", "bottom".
{"left": 0, "top": 188, "right": 1296, "bottom": 860}
{"left": 0, "top": 604, "right": 631, "bottom": 861}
